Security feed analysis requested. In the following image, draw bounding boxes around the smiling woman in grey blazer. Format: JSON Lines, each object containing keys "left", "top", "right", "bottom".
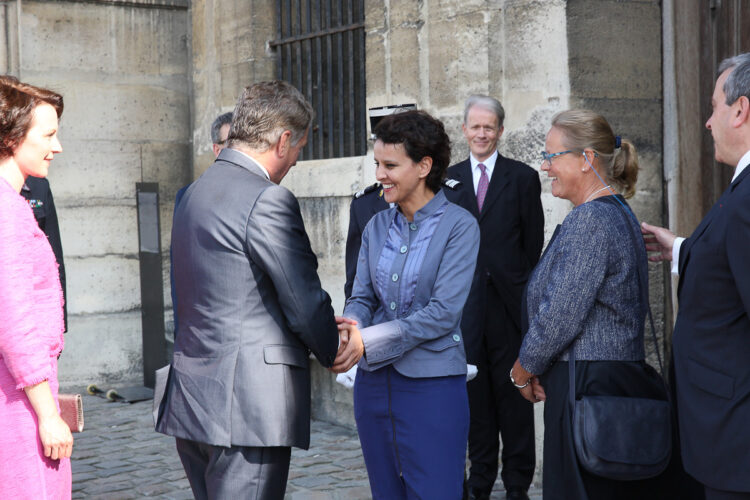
{"left": 337, "top": 110, "right": 479, "bottom": 500}
{"left": 510, "top": 110, "right": 672, "bottom": 499}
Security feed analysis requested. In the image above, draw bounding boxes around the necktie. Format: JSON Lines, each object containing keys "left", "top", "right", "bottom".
{"left": 477, "top": 163, "right": 489, "bottom": 211}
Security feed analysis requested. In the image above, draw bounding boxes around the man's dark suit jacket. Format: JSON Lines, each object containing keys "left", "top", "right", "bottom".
{"left": 444, "top": 156, "right": 544, "bottom": 362}
{"left": 672, "top": 165, "right": 750, "bottom": 492}
{"left": 21, "top": 176, "right": 67, "bottom": 331}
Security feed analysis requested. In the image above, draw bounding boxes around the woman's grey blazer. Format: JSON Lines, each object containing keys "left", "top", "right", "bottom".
{"left": 519, "top": 197, "right": 647, "bottom": 375}
{"left": 344, "top": 190, "right": 480, "bottom": 378}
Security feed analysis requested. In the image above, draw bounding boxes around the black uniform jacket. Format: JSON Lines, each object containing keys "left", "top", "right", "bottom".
{"left": 21, "top": 176, "right": 67, "bottom": 331}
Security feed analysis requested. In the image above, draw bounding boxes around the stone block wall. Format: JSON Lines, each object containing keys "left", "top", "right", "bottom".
{"left": 0, "top": 0, "right": 192, "bottom": 386}
{"left": 190, "top": 0, "right": 276, "bottom": 177}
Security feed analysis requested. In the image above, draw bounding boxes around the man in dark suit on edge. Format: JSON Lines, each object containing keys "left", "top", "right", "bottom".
{"left": 157, "top": 81, "right": 341, "bottom": 499}
{"left": 444, "top": 95, "right": 544, "bottom": 500}
{"left": 642, "top": 53, "right": 750, "bottom": 500}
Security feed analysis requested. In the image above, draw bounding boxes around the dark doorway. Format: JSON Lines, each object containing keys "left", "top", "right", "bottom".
{"left": 698, "top": 0, "right": 750, "bottom": 212}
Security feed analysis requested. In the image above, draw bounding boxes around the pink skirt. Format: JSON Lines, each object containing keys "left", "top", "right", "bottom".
{"left": 0, "top": 358, "right": 71, "bottom": 500}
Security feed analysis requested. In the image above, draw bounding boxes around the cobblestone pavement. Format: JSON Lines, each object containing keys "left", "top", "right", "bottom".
{"left": 69, "top": 391, "right": 542, "bottom": 499}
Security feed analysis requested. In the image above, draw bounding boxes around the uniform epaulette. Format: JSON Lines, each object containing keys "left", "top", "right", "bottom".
{"left": 353, "top": 182, "right": 381, "bottom": 199}
{"left": 442, "top": 178, "right": 462, "bottom": 190}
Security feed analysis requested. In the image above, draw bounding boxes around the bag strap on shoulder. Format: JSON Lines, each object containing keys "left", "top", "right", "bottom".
{"left": 568, "top": 196, "right": 668, "bottom": 410}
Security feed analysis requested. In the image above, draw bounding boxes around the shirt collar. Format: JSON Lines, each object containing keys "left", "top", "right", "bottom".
{"left": 396, "top": 189, "right": 448, "bottom": 223}
{"left": 733, "top": 150, "right": 750, "bottom": 183}
{"left": 233, "top": 149, "right": 272, "bottom": 181}
{"left": 469, "top": 150, "right": 498, "bottom": 175}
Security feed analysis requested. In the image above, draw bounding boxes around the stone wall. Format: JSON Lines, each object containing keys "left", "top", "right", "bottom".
{"left": 0, "top": 0, "right": 191, "bottom": 386}
{"left": 190, "top": 0, "right": 276, "bottom": 177}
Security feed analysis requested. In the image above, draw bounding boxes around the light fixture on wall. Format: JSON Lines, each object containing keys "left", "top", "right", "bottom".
{"left": 368, "top": 104, "right": 417, "bottom": 140}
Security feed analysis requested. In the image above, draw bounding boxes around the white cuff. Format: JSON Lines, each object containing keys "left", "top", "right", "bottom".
{"left": 671, "top": 237, "right": 685, "bottom": 275}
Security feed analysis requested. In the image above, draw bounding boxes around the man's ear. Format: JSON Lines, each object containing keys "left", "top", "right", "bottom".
{"left": 276, "top": 130, "right": 292, "bottom": 158}
{"left": 733, "top": 96, "right": 750, "bottom": 128}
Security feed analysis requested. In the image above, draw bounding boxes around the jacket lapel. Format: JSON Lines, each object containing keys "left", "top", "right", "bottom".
{"left": 453, "top": 161, "right": 480, "bottom": 218}
{"left": 478, "top": 154, "right": 510, "bottom": 222}
{"left": 677, "top": 167, "right": 749, "bottom": 286}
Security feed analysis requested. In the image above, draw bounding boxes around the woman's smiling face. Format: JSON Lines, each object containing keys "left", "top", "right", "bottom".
{"left": 14, "top": 103, "right": 62, "bottom": 179}
{"left": 373, "top": 140, "right": 426, "bottom": 206}
{"left": 541, "top": 126, "right": 585, "bottom": 203}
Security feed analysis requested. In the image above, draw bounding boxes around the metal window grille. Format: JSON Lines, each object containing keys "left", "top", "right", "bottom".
{"left": 270, "top": 0, "right": 366, "bottom": 161}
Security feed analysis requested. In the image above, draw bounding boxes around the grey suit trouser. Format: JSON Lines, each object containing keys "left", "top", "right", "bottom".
{"left": 176, "top": 438, "right": 291, "bottom": 500}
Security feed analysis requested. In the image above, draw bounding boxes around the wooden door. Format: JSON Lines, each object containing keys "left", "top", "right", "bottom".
{"left": 699, "top": 0, "right": 750, "bottom": 210}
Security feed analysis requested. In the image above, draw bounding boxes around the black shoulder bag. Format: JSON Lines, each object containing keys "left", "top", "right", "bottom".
{"left": 568, "top": 198, "right": 672, "bottom": 481}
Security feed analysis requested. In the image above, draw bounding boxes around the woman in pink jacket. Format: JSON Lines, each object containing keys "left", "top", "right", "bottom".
{"left": 0, "top": 76, "right": 72, "bottom": 499}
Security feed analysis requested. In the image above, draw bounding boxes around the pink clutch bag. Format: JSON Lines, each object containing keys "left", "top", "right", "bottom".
{"left": 58, "top": 393, "right": 84, "bottom": 433}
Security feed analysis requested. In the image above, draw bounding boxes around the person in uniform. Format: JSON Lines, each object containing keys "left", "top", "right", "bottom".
{"left": 344, "top": 183, "right": 388, "bottom": 299}
{"left": 21, "top": 176, "right": 67, "bottom": 332}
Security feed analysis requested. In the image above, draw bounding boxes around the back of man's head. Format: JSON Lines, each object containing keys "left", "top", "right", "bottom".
{"left": 211, "top": 111, "right": 233, "bottom": 144}
{"left": 228, "top": 81, "right": 313, "bottom": 152}
{"left": 719, "top": 53, "right": 750, "bottom": 105}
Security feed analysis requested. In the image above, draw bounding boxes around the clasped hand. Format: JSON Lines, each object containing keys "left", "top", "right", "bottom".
{"left": 330, "top": 316, "right": 364, "bottom": 373}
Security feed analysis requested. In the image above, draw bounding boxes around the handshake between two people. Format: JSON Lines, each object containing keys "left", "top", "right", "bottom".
{"left": 330, "top": 316, "right": 364, "bottom": 374}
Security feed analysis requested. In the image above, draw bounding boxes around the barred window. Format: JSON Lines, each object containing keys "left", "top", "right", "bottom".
{"left": 271, "top": 0, "right": 367, "bottom": 161}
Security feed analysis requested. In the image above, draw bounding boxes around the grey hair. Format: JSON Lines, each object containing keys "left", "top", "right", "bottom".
{"left": 718, "top": 53, "right": 750, "bottom": 105}
{"left": 210, "top": 111, "right": 233, "bottom": 144}
{"left": 228, "top": 81, "right": 313, "bottom": 152}
{"left": 463, "top": 94, "right": 505, "bottom": 127}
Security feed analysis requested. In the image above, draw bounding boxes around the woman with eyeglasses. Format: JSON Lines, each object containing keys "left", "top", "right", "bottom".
{"left": 508, "top": 109, "right": 671, "bottom": 499}
{"left": 0, "top": 76, "right": 72, "bottom": 499}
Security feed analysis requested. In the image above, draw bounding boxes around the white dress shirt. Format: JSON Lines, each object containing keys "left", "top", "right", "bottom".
{"left": 671, "top": 150, "right": 750, "bottom": 274}
{"left": 235, "top": 149, "right": 271, "bottom": 181}
{"left": 470, "top": 150, "right": 498, "bottom": 194}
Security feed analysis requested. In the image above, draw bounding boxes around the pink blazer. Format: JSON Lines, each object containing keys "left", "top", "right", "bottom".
{"left": 0, "top": 177, "right": 64, "bottom": 389}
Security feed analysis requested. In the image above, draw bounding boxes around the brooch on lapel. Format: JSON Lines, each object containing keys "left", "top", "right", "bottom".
{"left": 28, "top": 199, "right": 44, "bottom": 209}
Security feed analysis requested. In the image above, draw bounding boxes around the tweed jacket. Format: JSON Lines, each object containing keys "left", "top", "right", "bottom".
{"left": 519, "top": 196, "right": 647, "bottom": 375}
{"left": 344, "top": 190, "right": 480, "bottom": 378}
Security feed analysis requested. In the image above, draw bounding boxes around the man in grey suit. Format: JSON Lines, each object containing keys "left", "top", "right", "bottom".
{"left": 156, "top": 81, "right": 340, "bottom": 499}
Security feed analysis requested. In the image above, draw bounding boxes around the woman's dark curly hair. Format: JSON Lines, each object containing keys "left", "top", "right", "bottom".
{"left": 373, "top": 110, "right": 451, "bottom": 193}
{"left": 0, "top": 75, "right": 64, "bottom": 159}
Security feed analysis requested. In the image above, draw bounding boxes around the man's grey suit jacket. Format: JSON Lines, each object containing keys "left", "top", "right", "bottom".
{"left": 156, "top": 148, "right": 339, "bottom": 450}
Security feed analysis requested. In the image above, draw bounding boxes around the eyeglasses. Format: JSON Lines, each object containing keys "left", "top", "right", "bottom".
{"left": 541, "top": 150, "right": 573, "bottom": 167}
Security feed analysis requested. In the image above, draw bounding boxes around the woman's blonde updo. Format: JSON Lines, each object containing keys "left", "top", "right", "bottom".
{"left": 551, "top": 109, "right": 639, "bottom": 198}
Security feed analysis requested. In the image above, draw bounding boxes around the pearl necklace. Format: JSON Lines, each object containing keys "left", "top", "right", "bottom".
{"left": 584, "top": 185, "right": 612, "bottom": 203}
